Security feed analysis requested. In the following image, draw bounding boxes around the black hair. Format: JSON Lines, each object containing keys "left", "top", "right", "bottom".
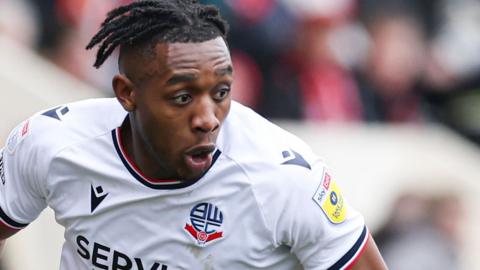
{"left": 86, "top": 0, "right": 229, "bottom": 68}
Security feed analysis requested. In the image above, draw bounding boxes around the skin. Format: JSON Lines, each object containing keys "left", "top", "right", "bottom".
{"left": 0, "top": 37, "right": 386, "bottom": 270}
{"left": 112, "top": 36, "right": 387, "bottom": 269}
{"left": 350, "top": 235, "right": 388, "bottom": 270}
{"left": 0, "top": 37, "right": 234, "bottom": 244}
{"left": 113, "top": 37, "right": 233, "bottom": 181}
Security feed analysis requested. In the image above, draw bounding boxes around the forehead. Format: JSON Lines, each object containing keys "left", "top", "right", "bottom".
{"left": 163, "top": 37, "right": 231, "bottom": 70}
{"left": 121, "top": 37, "right": 231, "bottom": 83}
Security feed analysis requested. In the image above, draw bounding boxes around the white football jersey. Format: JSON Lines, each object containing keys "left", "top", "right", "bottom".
{"left": 0, "top": 99, "right": 367, "bottom": 270}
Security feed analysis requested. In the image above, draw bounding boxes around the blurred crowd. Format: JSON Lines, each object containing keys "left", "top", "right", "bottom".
{"left": 375, "top": 193, "right": 463, "bottom": 270}
{"left": 0, "top": 1, "right": 477, "bottom": 269}
{"left": 1, "top": 0, "right": 480, "bottom": 143}
{"left": 212, "top": 0, "right": 480, "bottom": 142}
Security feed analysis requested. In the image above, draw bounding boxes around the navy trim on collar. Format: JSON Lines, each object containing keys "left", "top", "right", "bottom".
{"left": 112, "top": 129, "right": 221, "bottom": 190}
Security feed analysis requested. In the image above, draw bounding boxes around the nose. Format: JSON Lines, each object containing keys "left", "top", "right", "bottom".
{"left": 191, "top": 99, "right": 220, "bottom": 134}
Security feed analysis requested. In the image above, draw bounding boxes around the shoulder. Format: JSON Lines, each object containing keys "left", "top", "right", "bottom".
{"left": 4, "top": 98, "right": 126, "bottom": 158}
{"left": 218, "top": 102, "right": 331, "bottom": 208}
{"left": 245, "top": 157, "right": 329, "bottom": 209}
{"left": 218, "top": 102, "right": 318, "bottom": 170}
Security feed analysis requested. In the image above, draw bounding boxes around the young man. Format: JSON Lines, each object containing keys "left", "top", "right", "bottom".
{"left": 0, "top": 0, "right": 387, "bottom": 269}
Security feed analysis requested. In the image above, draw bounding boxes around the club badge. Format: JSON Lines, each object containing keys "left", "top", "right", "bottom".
{"left": 184, "top": 202, "right": 224, "bottom": 246}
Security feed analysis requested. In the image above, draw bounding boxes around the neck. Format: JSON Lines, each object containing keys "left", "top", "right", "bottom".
{"left": 120, "top": 117, "right": 177, "bottom": 180}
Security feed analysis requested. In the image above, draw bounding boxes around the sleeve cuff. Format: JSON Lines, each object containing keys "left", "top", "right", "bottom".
{"left": 0, "top": 205, "right": 29, "bottom": 231}
{"left": 327, "top": 225, "right": 369, "bottom": 270}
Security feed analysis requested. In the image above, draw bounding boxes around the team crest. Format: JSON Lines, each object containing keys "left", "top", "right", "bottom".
{"left": 184, "top": 202, "right": 224, "bottom": 246}
{"left": 312, "top": 170, "right": 347, "bottom": 224}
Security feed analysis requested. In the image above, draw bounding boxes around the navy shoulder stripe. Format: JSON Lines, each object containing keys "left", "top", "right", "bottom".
{"left": 328, "top": 226, "right": 368, "bottom": 270}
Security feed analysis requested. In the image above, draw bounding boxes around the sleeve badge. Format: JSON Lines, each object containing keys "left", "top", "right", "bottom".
{"left": 0, "top": 148, "right": 5, "bottom": 185}
{"left": 312, "top": 170, "right": 347, "bottom": 224}
{"left": 6, "top": 120, "right": 30, "bottom": 154}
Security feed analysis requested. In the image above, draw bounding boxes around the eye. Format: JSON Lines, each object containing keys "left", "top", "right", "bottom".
{"left": 172, "top": 94, "right": 192, "bottom": 105}
{"left": 213, "top": 87, "right": 231, "bottom": 101}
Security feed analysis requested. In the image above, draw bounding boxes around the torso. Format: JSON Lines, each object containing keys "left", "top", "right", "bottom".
{"left": 1, "top": 99, "right": 365, "bottom": 270}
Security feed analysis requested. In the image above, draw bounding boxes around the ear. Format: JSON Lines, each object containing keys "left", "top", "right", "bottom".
{"left": 112, "top": 74, "right": 136, "bottom": 112}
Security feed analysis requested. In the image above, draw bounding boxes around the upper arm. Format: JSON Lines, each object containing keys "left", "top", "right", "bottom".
{"left": 348, "top": 234, "right": 388, "bottom": 270}
{"left": 0, "top": 210, "right": 25, "bottom": 239}
{"left": 0, "top": 120, "right": 48, "bottom": 239}
{"left": 256, "top": 159, "right": 372, "bottom": 269}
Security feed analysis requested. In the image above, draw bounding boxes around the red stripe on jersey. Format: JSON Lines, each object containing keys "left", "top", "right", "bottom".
{"left": 343, "top": 231, "right": 370, "bottom": 270}
{"left": 116, "top": 128, "right": 180, "bottom": 185}
{"left": 0, "top": 219, "right": 23, "bottom": 232}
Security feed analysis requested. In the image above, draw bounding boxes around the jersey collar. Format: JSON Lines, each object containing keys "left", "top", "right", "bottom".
{"left": 111, "top": 127, "right": 221, "bottom": 190}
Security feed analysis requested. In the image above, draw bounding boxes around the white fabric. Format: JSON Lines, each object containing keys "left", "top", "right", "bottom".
{"left": 0, "top": 98, "right": 366, "bottom": 270}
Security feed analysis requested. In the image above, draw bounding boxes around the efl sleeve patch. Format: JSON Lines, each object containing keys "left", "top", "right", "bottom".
{"left": 6, "top": 120, "right": 30, "bottom": 154}
{"left": 312, "top": 170, "right": 347, "bottom": 224}
{"left": 0, "top": 148, "right": 4, "bottom": 185}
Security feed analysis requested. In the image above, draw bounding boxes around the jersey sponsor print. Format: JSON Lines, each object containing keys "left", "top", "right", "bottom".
{"left": 0, "top": 99, "right": 367, "bottom": 269}
{"left": 76, "top": 235, "right": 169, "bottom": 270}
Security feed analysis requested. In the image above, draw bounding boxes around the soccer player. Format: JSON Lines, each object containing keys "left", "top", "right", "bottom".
{"left": 0, "top": 0, "right": 387, "bottom": 269}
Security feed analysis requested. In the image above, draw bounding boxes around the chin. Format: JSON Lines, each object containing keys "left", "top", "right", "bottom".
{"left": 182, "top": 173, "right": 202, "bottom": 182}
{"left": 179, "top": 169, "right": 206, "bottom": 182}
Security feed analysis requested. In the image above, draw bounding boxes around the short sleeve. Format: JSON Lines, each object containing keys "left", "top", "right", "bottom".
{"left": 0, "top": 120, "right": 48, "bottom": 231}
{"left": 256, "top": 160, "right": 368, "bottom": 270}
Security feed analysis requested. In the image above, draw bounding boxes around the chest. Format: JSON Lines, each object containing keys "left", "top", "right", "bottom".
{"left": 46, "top": 151, "right": 299, "bottom": 269}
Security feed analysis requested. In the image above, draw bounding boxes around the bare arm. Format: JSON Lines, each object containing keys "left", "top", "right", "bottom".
{"left": 0, "top": 230, "right": 15, "bottom": 255}
{"left": 0, "top": 225, "right": 23, "bottom": 255}
{"left": 349, "top": 234, "right": 388, "bottom": 270}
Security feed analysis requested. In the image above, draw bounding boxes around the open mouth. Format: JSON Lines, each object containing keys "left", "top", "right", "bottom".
{"left": 184, "top": 145, "right": 216, "bottom": 172}
{"left": 191, "top": 150, "right": 211, "bottom": 162}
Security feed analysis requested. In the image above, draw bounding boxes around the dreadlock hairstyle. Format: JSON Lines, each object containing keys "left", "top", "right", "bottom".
{"left": 86, "top": 0, "right": 229, "bottom": 68}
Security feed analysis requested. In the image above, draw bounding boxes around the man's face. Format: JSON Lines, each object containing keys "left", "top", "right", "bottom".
{"left": 126, "top": 37, "right": 233, "bottom": 181}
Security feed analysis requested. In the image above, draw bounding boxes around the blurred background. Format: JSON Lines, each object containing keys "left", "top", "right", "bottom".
{"left": 1, "top": 0, "right": 480, "bottom": 269}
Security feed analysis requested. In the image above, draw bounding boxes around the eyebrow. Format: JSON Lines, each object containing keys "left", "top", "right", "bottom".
{"left": 166, "top": 73, "right": 198, "bottom": 85}
{"left": 166, "top": 65, "right": 233, "bottom": 86}
{"left": 215, "top": 66, "right": 233, "bottom": 77}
